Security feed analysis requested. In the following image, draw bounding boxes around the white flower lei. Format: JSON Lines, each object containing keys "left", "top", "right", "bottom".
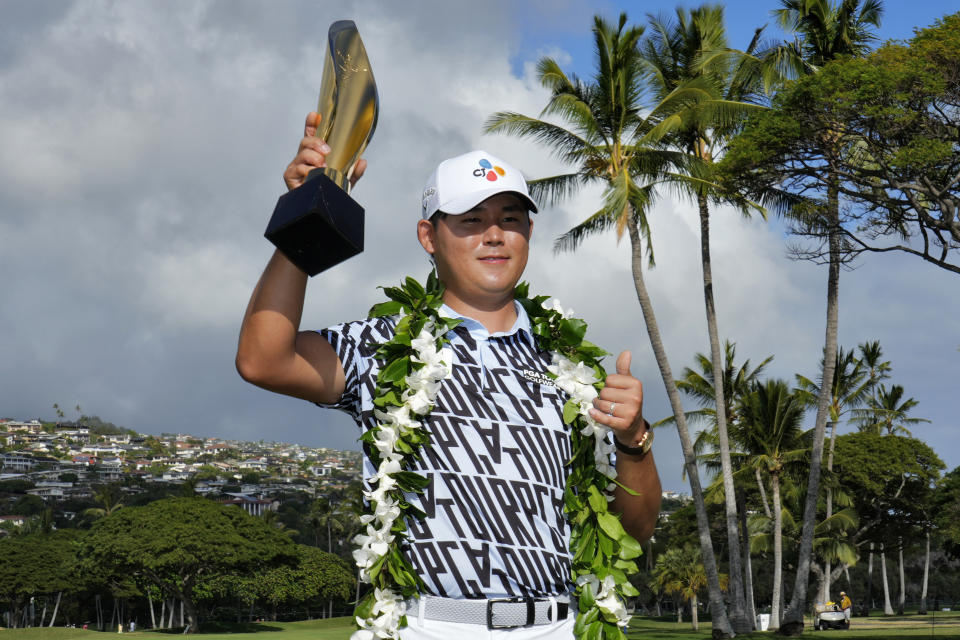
{"left": 350, "top": 275, "right": 641, "bottom": 640}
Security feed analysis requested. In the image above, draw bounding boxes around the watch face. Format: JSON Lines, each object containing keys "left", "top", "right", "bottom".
{"left": 640, "top": 428, "right": 654, "bottom": 453}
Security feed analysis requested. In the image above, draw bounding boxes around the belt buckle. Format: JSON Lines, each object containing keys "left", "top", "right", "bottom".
{"left": 486, "top": 596, "right": 536, "bottom": 629}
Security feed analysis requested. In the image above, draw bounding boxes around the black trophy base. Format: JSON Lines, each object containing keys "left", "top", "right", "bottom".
{"left": 264, "top": 172, "right": 364, "bottom": 276}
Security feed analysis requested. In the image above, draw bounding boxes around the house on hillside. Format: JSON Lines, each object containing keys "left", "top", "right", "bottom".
{"left": 1, "top": 453, "right": 36, "bottom": 472}
{"left": 238, "top": 457, "right": 269, "bottom": 472}
{"left": 26, "top": 481, "right": 73, "bottom": 500}
{"left": 98, "top": 458, "right": 124, "bottom": 482}
{"left": 221, "top": 493, "right": 277, "bottom": 517}
{"left": 5, "top": 420, "right": 43, "bottom": 433}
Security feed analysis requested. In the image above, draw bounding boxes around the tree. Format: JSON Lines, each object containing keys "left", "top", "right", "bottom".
{"left": 83, "top": 483, "right": 125, "bottom": 522}
{"left": 833, "top": 432, "right": 944, "bottom": 615}
{"left": 639, "top": 9, "right": 781, "bottom": 627}
{"left": 723, "top": 2, "right": 884, "bottom": 631}
{"left": 79, "top": 497, "right": 296, "bottom": 633}
{"left": 650, "top": 544, "right": 728, "bottom": 630}
{"left": 933, "top": 467, "right": 960, "bottom": 561}
{"left": 852, "top": 384, "right": 929, "bottom": 436}
{"left": 783, "top": 13, "right": 960, "bottom": 274}
{"left": 795, "top": 346, "right": 871, "bottom": 602}
{"left": 248, "top": 545, "right": 354, "bottom": 621}
{"left": 738, "top": 379, "right": 808, "bottom": 629}
{"left": 667, "top": 340, "right": 773, "bottom": 624}
{"left": 485, "top": 13, "right": 736, "bottom": 635}
{"left": 0, "top": 531, "right": 80, "bottom": 628}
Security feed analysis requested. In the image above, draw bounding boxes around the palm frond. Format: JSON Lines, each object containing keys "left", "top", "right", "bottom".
{"left": 552, "top": 208, "right": 618, "bottom": 254}
{"left": 483, "top": 112, "right": 590, "bottom": 160}
{"left": 536, "top": 57, "right": 576, "bottom": 95}
{"left": 527, "top": 173, "right": 590, "bottom": 208}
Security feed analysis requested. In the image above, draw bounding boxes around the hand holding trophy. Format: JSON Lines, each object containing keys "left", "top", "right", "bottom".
{"left": 265, "top": 20, "right": 378, "bottom": 276}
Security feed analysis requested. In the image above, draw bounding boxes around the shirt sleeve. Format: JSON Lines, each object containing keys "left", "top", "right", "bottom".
{"left": 315, "top": 323, "right": 362, "bottom": 422}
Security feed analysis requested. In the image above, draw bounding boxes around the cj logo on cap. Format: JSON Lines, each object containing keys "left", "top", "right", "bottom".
{"left": 472, "top": 158, "right": 506, "bottom": 182}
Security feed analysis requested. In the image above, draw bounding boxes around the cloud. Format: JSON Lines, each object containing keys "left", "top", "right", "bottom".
{"left": 1, "top": 1, "right": 958, "bottom": 494}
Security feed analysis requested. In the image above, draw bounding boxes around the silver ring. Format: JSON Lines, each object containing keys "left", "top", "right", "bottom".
{"left": 608, "top": 402, "right": 617, "bottom": 416}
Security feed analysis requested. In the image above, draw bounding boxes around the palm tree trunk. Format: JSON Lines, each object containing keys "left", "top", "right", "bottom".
{"left": 920, "top": 529, "right": 930, "bottom": 614}
{"left": 627, "top": 219, "right": 732, "bottom": 637}
{"left": 48, "top": 592, "right": 61, "bottom": 627}
{"left": 782, "top": 189, "right": 842, "bottom": 634}
{"left": 697, "top": 194, "right": 750, "bottom": 633}
{"left": 772, "top": 472, "right": 783, "bottom": 629}
{"left": 149, "top": 593, "right": 156, "bottom": 629}
{"left": 756, "top": 467, "right": 772, "bottom": 517}
{"left": 823, "top": 421, "right": 838, "bottom": 603}
{"left": 897, "top": 538, "right": 905, "bottom": 615}
{"left": 739, "top": 490, "right": 758, "bottom": 627}
{"left": 867, "top": 542, "right": 874, "bottom": 613}
{"left": 881, "top": 543, "right": 894, "bottom": 615}
{"left": 813, "top": 563, "right": 827, "bottom": 607}
{"left": 691, "top": 594, "right": 700, "bottom": 631}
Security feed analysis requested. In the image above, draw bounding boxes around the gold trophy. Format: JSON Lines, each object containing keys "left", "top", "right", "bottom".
{"left": 265, "top": 20, "right": 379, "bottom": 276}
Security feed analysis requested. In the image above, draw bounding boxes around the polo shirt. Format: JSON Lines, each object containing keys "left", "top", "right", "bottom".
{"left": 319, "top": 302, "right": 574, "bottom": 599}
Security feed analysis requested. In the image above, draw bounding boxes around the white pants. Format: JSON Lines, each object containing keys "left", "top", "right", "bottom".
{"left": 399, "top": 614, "right": 575, "bottom": 639}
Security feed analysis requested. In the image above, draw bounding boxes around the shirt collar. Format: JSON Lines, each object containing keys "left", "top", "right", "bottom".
{"left": 439, "top": 300, "right": 533, "bottom": 341}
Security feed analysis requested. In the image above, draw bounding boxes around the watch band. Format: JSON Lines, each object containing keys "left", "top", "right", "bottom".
{"left": 614, "top": 426, "right": 653, "bottom": 457}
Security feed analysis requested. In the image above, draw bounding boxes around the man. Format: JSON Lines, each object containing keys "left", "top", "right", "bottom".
{"left": 237, "top": 112, "right": 662, "bottom": 638}
{"left": 840, "top": 591, "right": 852, "bottom": 624}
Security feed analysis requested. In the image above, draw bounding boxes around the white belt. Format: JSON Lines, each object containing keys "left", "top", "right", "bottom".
{"left": 409, "top": 594, "right": 571, "bottom": 629}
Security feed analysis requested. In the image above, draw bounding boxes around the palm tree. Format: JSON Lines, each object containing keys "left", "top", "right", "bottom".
{"left": 665, "top": 340, "right": 773, "bottom": 626}
{"left": 749, "top": 481, "right": 859, "bottom": 614}
{"left": 650, "top": 545, "right": 728, "bottom": 631}
{"left": 856, "top": 337, "right": 892, "bottom": 606}
{"left": 795, "top": 346, "right": 873, "bottom": 424}
{"left": 485, "top": 14, "right": 736, "bottom": 634}
{"left": 795, "top": 346, "right": 872, "bottom": 602}
{"left": 852, "top": 384, "right": 929, "bottom": 436}
{"left": 640, "top": 8, "right": 788, "bottom": 629}
{"left": 857, "top": 340, "right": 891, "bottom": 393}
{"left": 738, "top": 379, "right": 807, "bottom": 629}
{"left": 772, "top": 2, "right": 884, "bottom": 632}
{"left": 308, "top": 498, "right": 349, "bottom": 555}
{"left": 84, "top": 483, "right": 124, "bottom": 520}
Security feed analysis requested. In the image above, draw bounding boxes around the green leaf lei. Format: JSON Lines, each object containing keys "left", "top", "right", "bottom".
{"left": 351, "top": 272, "right": 642, "bottom": 640}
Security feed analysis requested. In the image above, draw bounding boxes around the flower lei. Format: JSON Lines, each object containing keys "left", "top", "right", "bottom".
{"left": 351, "top": 272, "right": 642, "bottom": 640}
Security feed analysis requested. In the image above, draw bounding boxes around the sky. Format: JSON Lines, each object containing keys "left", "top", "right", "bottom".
{"left": 1, "top": 0, "right": 957, "bottom": 493}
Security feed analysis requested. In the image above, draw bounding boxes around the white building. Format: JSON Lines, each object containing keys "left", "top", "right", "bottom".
{"left": 1, "top": 453, "right": 36, "bottom": 472}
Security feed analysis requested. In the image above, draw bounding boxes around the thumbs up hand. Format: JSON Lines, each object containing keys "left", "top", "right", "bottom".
{"left": 589, "top": 350, "right": 647, "bottom": 448}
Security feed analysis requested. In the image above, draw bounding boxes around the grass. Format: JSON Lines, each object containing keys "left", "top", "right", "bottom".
{"left": 0, "top": 618, "right": 352, "bottom": 640}
{"left": 5, "top": 611, "right": 960, "bottom": 639}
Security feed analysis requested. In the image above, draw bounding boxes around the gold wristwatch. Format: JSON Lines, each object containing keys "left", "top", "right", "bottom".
{"left": 614, "top": 424, "right": 654, "bottom": 457}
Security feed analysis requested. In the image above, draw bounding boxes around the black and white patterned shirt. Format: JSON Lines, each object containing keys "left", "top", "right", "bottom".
{"left": 319, "top": 302, "right": 574, "bottom": 599}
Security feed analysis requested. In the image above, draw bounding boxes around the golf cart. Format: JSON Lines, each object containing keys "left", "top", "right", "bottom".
{"left": 813, "top": 601, "right": 849, "bottom": 630}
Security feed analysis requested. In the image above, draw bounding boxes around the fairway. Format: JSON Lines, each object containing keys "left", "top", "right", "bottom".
{"left": 7, "top": 611, "right": 960, "bottom": 640}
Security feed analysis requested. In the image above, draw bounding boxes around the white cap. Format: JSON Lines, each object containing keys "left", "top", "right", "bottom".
{"left": 421, "top": 150, "right": 538, "bottom": 220}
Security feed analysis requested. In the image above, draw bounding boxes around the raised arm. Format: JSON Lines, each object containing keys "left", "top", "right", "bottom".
{"left": 235, "top": 112, "right": 366, "bottom": 404}
{"left": 588, "top": 350, "right": 662, "bottom": 543}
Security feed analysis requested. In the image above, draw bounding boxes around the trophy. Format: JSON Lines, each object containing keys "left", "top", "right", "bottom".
{"left": 265, "top": 20, "right": 379, "bottom": 276}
